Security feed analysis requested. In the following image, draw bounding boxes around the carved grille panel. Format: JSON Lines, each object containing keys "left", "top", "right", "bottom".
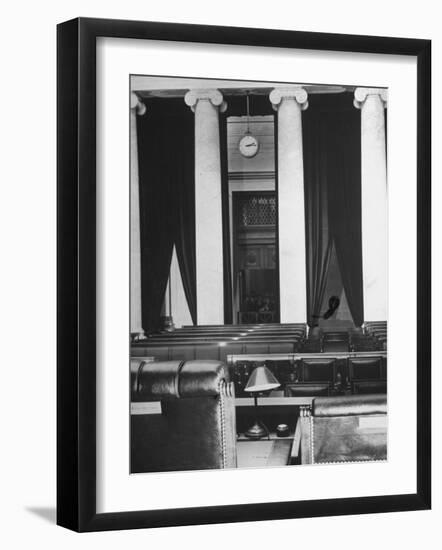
{"left": 237, "top": 195, "right": 276, "bottom": 227}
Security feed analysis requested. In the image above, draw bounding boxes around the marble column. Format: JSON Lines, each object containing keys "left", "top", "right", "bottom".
{"left": 354, "top": 88, "right": 388, "bottom": 322}
{"left": 185, "top": 89, "right": 227, "bottom": 325}
{"left": 270, "top": 87, "right": 308, "bottom": 323}
{"left": 130, "top": 93, "right": 146, "bottom": 338}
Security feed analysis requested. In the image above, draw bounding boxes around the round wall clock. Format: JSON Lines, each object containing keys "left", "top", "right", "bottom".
{"left": 239, "top": 133, "right": 259, "bottom": 158}
{"left": 238, "top": 92, "right": 260, "bottom": 159}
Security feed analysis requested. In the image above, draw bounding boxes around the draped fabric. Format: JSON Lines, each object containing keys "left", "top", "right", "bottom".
{"left": 302, "top": 93, "right": 364, "bottom": 327}
{"left": 219, "top": 112, "right": 233, "bottom": 323}
{"left": 174, "top": 119, "right": 197, "bottom": 327}
{"left": 303, "top": 110, "right": 333, "bottom": 327}
{"left": 137, "top": 99, "right": 196, "bottom": 333}
{"left": 327, "top": 107, "right": 364, "bottom": 326}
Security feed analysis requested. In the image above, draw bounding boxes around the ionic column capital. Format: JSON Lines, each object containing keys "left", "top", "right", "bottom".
{"left": 130, "top": 92, "right": 147, "bottom": 116}
{"left": 353, "top": 87, "right": 388, "bottom": 109}
{"left": 269, "top": 86, "right": 309, "bottom": 111}
{"left": 184, "top": 89, "right": 227, "bottom": 113}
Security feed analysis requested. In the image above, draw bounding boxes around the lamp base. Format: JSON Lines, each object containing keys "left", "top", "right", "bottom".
{"left": 244, "top": 419, "right": 269, "bottom": 440}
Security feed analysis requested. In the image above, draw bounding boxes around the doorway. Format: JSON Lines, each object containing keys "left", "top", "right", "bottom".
{"left": 233, "top": 192, "right": 279, "bottom": 324}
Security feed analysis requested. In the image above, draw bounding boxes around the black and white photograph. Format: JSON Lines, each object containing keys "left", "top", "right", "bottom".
{"left": 129, "top": 75, "right": 388, "bottom": 474}
{"left": 0, "top": 0, "right": 437, "bottom": 543}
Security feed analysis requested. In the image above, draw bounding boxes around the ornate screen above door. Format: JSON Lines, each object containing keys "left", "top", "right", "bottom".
{"left": 236, "top": 194, "right": 276, "bottom": 227}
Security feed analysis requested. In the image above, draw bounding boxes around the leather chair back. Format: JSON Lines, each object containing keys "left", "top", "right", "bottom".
{"left": 300, "top": 358, "right": 336, "bottom": 383}
{"left": 285, "top": 383, "right": 330, "bottom": 397}
{"left": 353, "top": 380, "right": 387, "bottom": 394}
{"left": 300, "top": 339, "right": 322, "bottom": 353}
{"left": 298, "top": 394, "right": 387, "bottom": 464}
{"left": 131, "top": 359, "right": 237, "bottom": 473}
{"left": 348, "top": 357, "right": 383, "bottom": 380}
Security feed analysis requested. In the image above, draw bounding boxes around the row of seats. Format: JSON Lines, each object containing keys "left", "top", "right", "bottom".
{"left": 144, "top": 331, "right": 304, "bottom": 342}
{"left": 300, "top": 329, "right": 385, "bottom": 353}
{"left": 132, "top": 323, "right": 307, "bottom": 362}
{"left": 364, "top": 321, "right": 387, "bottom": 349}
{"left": 147, "top": 324, "right": 305, "bottom": 339}
{"left": 132, "top": 340, "right": 301, "bottom": 362}
{"left": 181, "top": 323, "right": 304, "bottom": 330}
{"left": 231, "top": 355, "right": 387, "bottom": 396}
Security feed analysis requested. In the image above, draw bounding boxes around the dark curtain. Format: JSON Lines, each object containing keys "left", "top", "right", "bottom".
{"left": 327, "top": 108, "right": 364, "bottom": 326}
{"left": 220, "top": 112, "right": 233, "bottom": 323}
{"left": 174, "top": 114, "right": 197, "bottom": 326}
{"left": 137, "top": 99, "right": 197, "bottom": 333}
{"left": 302, "top": 93, "right": 363, "bottom": 327}
{"left": 303, "top": 110, "right": 333, "bottom": 327}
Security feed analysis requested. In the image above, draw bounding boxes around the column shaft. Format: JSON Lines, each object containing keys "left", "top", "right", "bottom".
{"left": 186, "top": 90, "right": 225, "bottom": 325}
{"left": 130, "top": 100, "right": 144, "bottom": 336}
{"left": 355, "top": 89, "right": 388, "bottom": 322}
{"left": 271, "top": 88, "right": 308, "bottom": 323}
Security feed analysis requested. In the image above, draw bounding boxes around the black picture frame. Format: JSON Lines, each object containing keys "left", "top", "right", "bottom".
{"left": 57, "top": 17, "right": 431, "bottom": 532}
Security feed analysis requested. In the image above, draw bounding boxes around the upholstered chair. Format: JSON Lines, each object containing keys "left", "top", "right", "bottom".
{"left": 131, "top": 359, "right": 237, "bottom": 473}
{"left": 295, "top": 394, "right": 387, "bottom": 464}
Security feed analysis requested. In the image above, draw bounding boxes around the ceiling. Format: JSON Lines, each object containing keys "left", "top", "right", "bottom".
{"left": 132, "top": 76, "right": 354, "bottom": 98}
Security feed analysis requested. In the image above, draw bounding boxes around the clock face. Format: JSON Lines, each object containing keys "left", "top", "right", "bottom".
{"left": 239, "top": 134, "right": 259, "bottom": 158}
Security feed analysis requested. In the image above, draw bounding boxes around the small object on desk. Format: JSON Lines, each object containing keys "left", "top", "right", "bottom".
{"left": 276, "top": 423, "right": 290, "bottom": 437}
{"left": 244, "top": 365, "right": 280, "bottom": 439}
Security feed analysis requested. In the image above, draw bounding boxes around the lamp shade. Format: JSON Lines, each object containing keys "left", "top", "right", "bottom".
{"left": 244, "top": 366, "right": 280, "bottom": 393}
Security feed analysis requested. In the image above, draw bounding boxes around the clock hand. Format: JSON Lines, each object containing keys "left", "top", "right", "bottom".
{"left": 245, "top": 142, "right": 256, "bottom": 147}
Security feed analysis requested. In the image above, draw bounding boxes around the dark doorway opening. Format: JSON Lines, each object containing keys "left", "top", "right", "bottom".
{"left": 233, "top": 192, "right": 279, "bottom": 324}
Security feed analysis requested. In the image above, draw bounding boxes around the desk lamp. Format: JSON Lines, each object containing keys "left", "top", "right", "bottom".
{"left": 244, "top": 365, "right": 280, "bottom": 439}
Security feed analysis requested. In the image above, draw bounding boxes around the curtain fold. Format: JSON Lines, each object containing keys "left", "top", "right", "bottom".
{"left": 219, "top": 112, "right": 233, "bottom": 324}
{"left": 174, "top": 113, "right": 197, "bottom": 326}
{"left": 327, "top": 108, "right": 364, "bottom": 326}
{"left": 137, "top": 99, "right": 197, "bottom": 333}
{"left": 302, "top": 93, "right": 363, "bottom": 327}
{"left": 303, "top": 110, "right": 333, "bottom": 327}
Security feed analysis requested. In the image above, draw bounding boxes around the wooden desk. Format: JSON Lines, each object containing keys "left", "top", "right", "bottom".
{"left": 235, "top": 396, "right": 313, "bottom": 407}
{"left": 132, "top": 395, "right": 313, "bottom": 414}
{"left": 237, "top": 435, "right": 294, "bottom": 468}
